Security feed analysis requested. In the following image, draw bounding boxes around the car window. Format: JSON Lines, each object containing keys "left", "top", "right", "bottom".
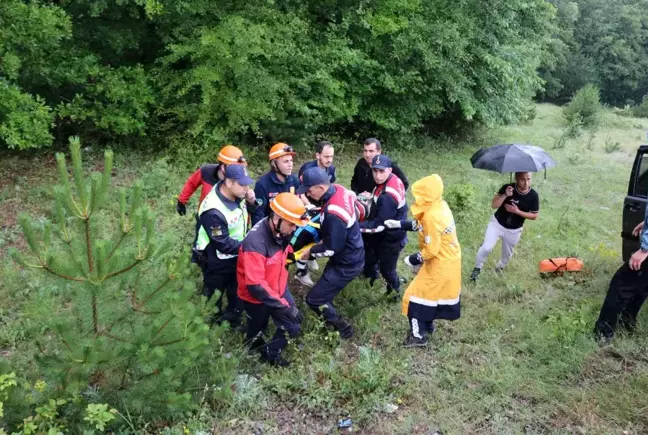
{"left": 635, "top": 153, "right": 648, "bottom": 198}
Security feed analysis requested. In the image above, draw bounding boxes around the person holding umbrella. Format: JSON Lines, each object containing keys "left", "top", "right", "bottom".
{"left": 470, "top": 172, "right": 539, "bottom": 281}
{"left": 469, "top": 144, "right": 552, "bottom": 281}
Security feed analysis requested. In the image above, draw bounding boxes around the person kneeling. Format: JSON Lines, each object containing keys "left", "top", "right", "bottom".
{"left": 237, "top": 193, "right": 308, "bottom": 366}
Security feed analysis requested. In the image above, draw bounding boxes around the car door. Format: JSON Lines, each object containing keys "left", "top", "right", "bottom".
{"left": 622, "top": 145, "right": 648, "bottom": 261}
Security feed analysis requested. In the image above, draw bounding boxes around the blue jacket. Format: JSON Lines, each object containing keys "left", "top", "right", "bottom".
{"left": 310, "top": 185, "right": 364, "bottom": 267}
{"left": 360, "top": 176, "right": 408, "bottom": 245}
{"left": 298, "top": 160, "right": 336, "bottom": 184}
{"left": 251, "top": 171, "right": 300, "bottom": 225}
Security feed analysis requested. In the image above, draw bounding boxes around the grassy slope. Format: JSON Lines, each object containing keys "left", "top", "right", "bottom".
{"left": 2, "top": 104, "right": 648, "bottom": 433}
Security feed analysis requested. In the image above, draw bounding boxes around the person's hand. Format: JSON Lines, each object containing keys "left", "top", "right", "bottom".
{"left": 298, "top": 248, "right": 311, "bottom": 260}
{"left": 633, "top": 221, "right": 645, "bottom": 238}
{"left": 280, "top": 305, "right": 304, "bottom": 323}
{"left": 504, "top": 203, "right": 519, "bottom": 215}
{"left": 505, "top": 186, "right": 514, "bottom": 197}
{"left": 176, "top": 200, "right": 187, "bottom": 216}
{"left": 630, "top": 249, "right": 648, "bottom": 271}
{"left": 245, "top": 190, "right": 256, "bottom": 205}
{"left": 375, "top": 225, "right": 385, "bottom": 233}
{"left": 384, "top": 219, "right": 401, "bottom": 229}
{"left": 300, "top": 194, "right": 312, "bottom": 206}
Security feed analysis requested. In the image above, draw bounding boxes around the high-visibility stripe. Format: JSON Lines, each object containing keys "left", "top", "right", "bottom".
{"left": 218, "top": 153, "right": 239, "bottom": 164}
{"left": 409, "top": 294, "right": 461, "bottom": 307}
{"left": 385, "top": 186, "right": 406, "bottom": 208}
{"left": 327, "top": 204, "right": 356, "bottom": 228}
{"left": 272, "top": 200, "right": 304, "bottom": 221}
{"left": 269, "top": 149, "right": 294, "bottom": 159}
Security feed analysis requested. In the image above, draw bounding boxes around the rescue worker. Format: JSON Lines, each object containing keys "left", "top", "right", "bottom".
{"left": 385, "top": 174, "right": 461, "bottom": 347}
{"left": 594, "top": 215, "right": 648, "bottom": 341}
{"left": 176, "top": 145, "right": 249, "bottom": 215}
{"left": 298, "top": 140, "right": 336, "bottom": 183}
{"left": 196, "top": 164, "right": 255, "bottom": 329}
{"left": 350, "top": 138, "right": 409, "bottom": 195}
{"left": 297, "top": 167, "right": 365, "bottom": 339}
{"left": 237, "top": 193, "right": 308, "bottom": 367}
{"left": 251, "top": 143, "right": 301, "bottom": 226}
{"left": 359, "top": 155, "right": 408, "bottom": 298}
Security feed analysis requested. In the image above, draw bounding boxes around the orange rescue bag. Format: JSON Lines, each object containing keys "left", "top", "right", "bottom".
{"left": 539, "top": 257, "right": 584, "bottom": 273}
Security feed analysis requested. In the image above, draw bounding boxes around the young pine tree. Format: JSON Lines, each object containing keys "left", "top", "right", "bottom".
{"left": 11, "top": 137, "right": 213, "bottom": 419}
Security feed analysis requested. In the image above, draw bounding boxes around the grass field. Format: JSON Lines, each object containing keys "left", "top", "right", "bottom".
{"left": 2, "top": 104, "right": 648, "bottom": 433}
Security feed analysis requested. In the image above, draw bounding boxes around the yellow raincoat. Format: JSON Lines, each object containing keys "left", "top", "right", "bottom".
{"left": 402, "top": 175, "right": 461, "bottom": 321}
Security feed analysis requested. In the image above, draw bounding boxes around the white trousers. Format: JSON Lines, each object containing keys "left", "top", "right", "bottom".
{"left": 474, "top": 216, "right": 523, "bottom": 269}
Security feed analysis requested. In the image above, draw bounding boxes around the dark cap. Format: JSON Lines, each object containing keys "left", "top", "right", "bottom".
{"left": 371, "top": 154, "right": 392, "bottom": 169}
{"left": 296, "top": 167, "right": 330, "bottom": 194}
{"left": 224, "top": 164, "right": 254, "bottom": 186}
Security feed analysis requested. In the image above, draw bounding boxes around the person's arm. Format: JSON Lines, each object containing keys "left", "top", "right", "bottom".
{"left": 350, "top": 161, "right": 361, "bottom": 194}
{"left": 492, "top": 184, "right": 512, "bottom": 209}
{"left": 178, "top": 168, "right": 202, "bottom": 204}
{"left": 241, "top": 251, "right": 290, "bottom": 308}
{"left": 505, "top": 191, "right": 539, "bottom": 220}
{"left": 199, "top": 210, "right": 242, "bottom": 255}
{"left": 310, "top": 214, "right": 347, "bottom": 258}
{"left": 251, "top": 183, "right": 268, "bottom": 225}
{"left": 360, "top": 195, "right": 397, "bottom": 230}
{"left": 420, "top": 218, "right": 441, "bottom": 261}
{"left": 391, "top": 163, "right": 409, "bottom": 190}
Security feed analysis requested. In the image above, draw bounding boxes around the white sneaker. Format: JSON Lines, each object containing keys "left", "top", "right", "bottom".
{"left": 296, "top": 273, "right": 315, "bottom": 287}
{"left": 307, "top": 260, "right": 319, "bottom": 272}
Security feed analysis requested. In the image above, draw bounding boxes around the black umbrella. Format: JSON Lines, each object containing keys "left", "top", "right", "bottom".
{"left": 470, "top": 144, "right": 556, "bottom": 178}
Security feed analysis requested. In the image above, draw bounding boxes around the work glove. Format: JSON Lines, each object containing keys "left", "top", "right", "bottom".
{"left": 176, "top": 200, "right": 187, "bottom": 216}
{"left": 280, "top": 305, "right": 304, "bottom": 324}
{"left": 384, "top": 219, "right": 401, "bottom": 229}
{"left": 360, "top": 225, "right": 385, "bottom": 234}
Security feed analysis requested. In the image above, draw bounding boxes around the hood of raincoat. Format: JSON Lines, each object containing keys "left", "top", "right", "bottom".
{"left": 410, "top": 174, "right": 444, "bottom": 218}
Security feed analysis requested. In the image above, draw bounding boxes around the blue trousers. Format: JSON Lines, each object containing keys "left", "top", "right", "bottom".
{"left": 306, "top": 262, "right": 363, "bottom": 323}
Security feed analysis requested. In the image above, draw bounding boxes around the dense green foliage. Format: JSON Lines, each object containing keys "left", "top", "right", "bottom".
{"left": 541, "top": 0, "right": 648, "bottom": 106}
{"left": 0, "top": 0, "right": 554, "bottom": 150}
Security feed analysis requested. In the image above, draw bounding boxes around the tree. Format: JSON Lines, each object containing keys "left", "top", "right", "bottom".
{"left": 10, "top": 137, "right": 211, "bottom": 419}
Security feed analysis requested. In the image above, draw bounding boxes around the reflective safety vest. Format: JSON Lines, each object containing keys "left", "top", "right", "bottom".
{"left": 195, "top": 187, "right": 248, "bottom": 260}
{"left": 373, "top": 174, "right": 406, "bottom": 209}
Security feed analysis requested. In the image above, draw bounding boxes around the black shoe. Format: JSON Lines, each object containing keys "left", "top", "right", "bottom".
{"left": 495, "top": 267, "right": 503, "bottom": 275}
{"left": 384, "top": 286, "right": 401, "bottom": 303}
{"left": 369, "top": 277, "right": 377, "bottom": 287}
{"left": 403, "top": 334, "right": 428, "bottom": 348}
{"left": 470, "top": 268, "right": 481, "bottom": 281}
{"left": 260, "top": 353, "right": 291, "bottom": 367}
{"left": 331, "top": 319, "right": 354, "bottom": 339}
{"left": 247, "top": 336, "right": 266, "bottom": 355}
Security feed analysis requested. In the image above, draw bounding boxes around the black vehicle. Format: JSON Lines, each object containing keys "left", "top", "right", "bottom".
{"left": 622, "top": 145, "right": 648, "bottom": 261}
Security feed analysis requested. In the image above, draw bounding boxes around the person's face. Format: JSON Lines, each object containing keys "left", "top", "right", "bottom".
{"left": 307, "top": 184, "right": 327, "bottom": 201}
{"left": 372, "top": 167, "right": 391, "bottom": 185}
{"left": 279, "top": 218, "right": 298, "bottom": 236}
{"left": 226, "top": 179, "right": 249, "bottom": 199}
{"left": 516, "top": 172, "right": 532, "bottom": 191}
{"left": 274, "top": 156, "right": 293, "bottom": 175}
{"left": 317, "top": 145, "right": 334, "bottom": 168}
{"left": 363, "top": 143, "right": 380, "bottom": 164}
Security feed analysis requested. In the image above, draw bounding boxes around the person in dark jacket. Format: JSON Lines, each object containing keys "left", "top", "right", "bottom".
{"left": 298, "top": 140, "right": 336, "bottom": 183}
{"left": 297, "top": 168, "right": 365, "bottom": 339}
{"left": 251, "top": 143, "right": 301, "bottom": 226}
{"left": 359, "top": 155, "right": 408, "bottom": 299}
{"left": 237, "top": 193, "right": 308, "bottom": 367}
{"left": 196, "top": 165, "right": 255, "bottom": 329}
{"left": 350, "top": 138, "right": 409, "bottom": 195}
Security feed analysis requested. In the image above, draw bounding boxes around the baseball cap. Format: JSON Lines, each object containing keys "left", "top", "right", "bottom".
{"left": 296, "top": 167, "right": 330, "bottom": 195}
{"left": 224, "top": 164, "right": 254, "bottom": 186}
{"left": 371, "top": 154, "right": 392, "bottom": 169}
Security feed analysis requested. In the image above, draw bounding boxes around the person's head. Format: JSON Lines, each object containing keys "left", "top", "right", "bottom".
{"left": 269, "top": 192, "right": 308, "bottom": 236}
{"left": 222, "top": 164, "right": 254, "bottom": 199}
{"left": 363, "top": 138, "right": 382, "bottom": 165}
{"left": 515, "top": 172, "right": 532, "bottom": 191}
{"left": 296, "top": 167, "right": 331, "bottom": 201}
{"left": 315, "top": 141, "right": 335, "bottom": 169}
{"left": 371, "top": 155, "right": 392, "bottom": 185}
{"left": 217, "top": 145, "right": 247, "bottom": 180}
{"left": 269, "top": 143, "right": 295, "bottom": 177}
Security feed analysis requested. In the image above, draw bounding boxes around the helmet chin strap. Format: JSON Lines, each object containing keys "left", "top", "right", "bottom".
{"left": 270, "top": 214, "right": 284, "bottom": 240}
{"left": 272, "top": 160, "right": 290, "bottom": 179}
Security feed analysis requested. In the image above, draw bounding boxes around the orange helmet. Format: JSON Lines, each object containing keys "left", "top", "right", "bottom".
{"left": 270, "top": 193, "right": 308, "bottom": 226}
{"left": 218, "top": 145, "right": 247, "bottom": 166}
{"left": 268, "top": 143, "right": 296, "bottom": 161}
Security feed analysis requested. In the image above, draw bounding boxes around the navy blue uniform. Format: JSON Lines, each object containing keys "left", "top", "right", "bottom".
{"left": 251, "top": 171, "right": 300, "bottom": 225}
{"left": 360, "top": 174, "right": 408, "bottom": 292}
{"left": 306, "top": 185, "right": 364, "bottom": 333}
{"left": 298, "top": 160, "right": 336, "bottom": 184}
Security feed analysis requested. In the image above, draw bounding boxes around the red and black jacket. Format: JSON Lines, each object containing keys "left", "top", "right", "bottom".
{"left": 178, "top": 164, "right": 222, "bottom": 207}
{"left": 237, "top": 218, "right": 293, "bottom": 308}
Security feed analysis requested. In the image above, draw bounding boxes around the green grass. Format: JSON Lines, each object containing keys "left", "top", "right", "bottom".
{"left": 3, "top": 104, "right": 648, "bottom": 433}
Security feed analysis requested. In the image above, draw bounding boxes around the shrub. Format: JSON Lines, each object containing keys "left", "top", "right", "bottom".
{"left": 445, "top": 183, "right": 477, "bottom": 222}
{"left": 563, "top": 84, "right": 602, "bottom": 130}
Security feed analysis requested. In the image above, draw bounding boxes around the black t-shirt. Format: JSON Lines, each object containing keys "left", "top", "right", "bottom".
{"left": 494, "top": 183, "right": 539, "bottom": 229}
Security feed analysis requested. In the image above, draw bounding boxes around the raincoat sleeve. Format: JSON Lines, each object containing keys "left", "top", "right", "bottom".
{"left": 420, "top": 217, "right": 441, "bottom": 261}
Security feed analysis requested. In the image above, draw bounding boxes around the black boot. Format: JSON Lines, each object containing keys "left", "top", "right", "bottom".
{"left": 246, "top": 336, "right": 266, "bottom": 355}
{"left": 470, "top": 267, "right": 481, "bottom": 282}
{"left": 330, "top": 318, "right": 354, "bottom": 339}
{"left": 260, "top": 349, "right": 291, "bottom": 367}
{"left": 403, "top": 333, "right": 428, "bottom": 348}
